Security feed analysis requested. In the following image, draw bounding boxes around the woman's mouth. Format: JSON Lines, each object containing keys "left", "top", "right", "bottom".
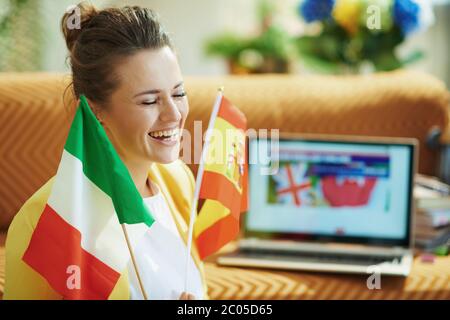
{"left": 148, "top": 127, "right": 180, "bottom": 145}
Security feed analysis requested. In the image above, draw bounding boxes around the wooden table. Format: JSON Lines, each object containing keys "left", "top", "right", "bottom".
{"left": 204, "top": 255, "right": 450, "bottom": 299}
{"left": 1, "top": 238, "right": 449, "bottom": 300}
{"left": 197, "top": 241, "right": 449, "bottom": 300}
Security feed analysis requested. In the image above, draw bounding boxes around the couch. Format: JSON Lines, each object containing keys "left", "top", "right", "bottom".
{"left": 0, "top": 71, "right": 449, "bottom": 232}
{"left": 1, "top": 70, "right": 450, "bottom": 299}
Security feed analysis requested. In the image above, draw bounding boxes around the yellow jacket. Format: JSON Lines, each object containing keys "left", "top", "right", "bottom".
{"left": 4, "top": 160, "right": 209, "bottom": 300}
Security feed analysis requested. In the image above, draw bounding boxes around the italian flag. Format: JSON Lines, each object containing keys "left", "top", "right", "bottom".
{"left": 23, "top": 95, "right": 154, "bottom": 299}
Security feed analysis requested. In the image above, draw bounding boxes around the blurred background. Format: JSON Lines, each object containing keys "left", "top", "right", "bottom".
{"left": 1, "top": 1, "right": 450, "bottom": 299}
{"left": 0, "top": 0, "right": 449, "bottom": 86}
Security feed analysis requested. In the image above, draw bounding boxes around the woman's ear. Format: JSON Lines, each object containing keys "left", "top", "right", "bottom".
{"left": 87, "top": 99, "right": 105, "bottom": 125}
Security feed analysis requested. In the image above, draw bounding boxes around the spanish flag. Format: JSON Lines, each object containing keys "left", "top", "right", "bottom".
{"left": 194, "top": 92, "right": 248, "bottom": 260}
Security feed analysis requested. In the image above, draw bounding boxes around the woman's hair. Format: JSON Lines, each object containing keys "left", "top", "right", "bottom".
{"left": 61, "top": 2, "right": 173, "bottom": 105}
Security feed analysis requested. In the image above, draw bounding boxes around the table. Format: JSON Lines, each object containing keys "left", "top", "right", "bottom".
{"left": 204, "top": 255, "right": 449, "bottom": 299}
{"left": 1, "top": 242, "right": 449, "bottom": 300}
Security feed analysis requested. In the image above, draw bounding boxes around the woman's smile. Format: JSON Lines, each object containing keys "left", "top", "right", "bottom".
{"left": 148, "top": 126, "right": 181, "bottom": 146}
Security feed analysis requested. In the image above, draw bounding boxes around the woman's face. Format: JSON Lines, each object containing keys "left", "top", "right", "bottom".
{"left": 97, "top": 46, "right": 188, "bottom": 165}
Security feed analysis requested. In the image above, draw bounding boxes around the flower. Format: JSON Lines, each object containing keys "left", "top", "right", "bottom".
{"left": 393, "top": 0, "right": 420, "bottom": 35}
{"left": 332, "top": 0, "right": 362, "bottom": 34}
{"left": 360, "top": 0, "right": 394, "bottom": 32}
{"left": 299, "top": 0, "right": 335, "bottom": 23}
{"left": 393, "top": 0, "right": 434, "bottom": 36}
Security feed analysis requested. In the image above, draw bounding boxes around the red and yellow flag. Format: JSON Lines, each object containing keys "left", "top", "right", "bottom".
{"left": 194, "top": 94, "right": 248, "bottom": 260}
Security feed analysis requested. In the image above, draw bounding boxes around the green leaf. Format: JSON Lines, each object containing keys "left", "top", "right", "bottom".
{"left": 299, "top": 53, "right": 341, "bottom": 73}
{"left": 204, "top": 32, "right": 248, "bottom": 60}
{"left": 372, "top": 50, "right": 402, "bottom": 71}
{"left": 401, "top": 50, "right": 424, "bottom": 66}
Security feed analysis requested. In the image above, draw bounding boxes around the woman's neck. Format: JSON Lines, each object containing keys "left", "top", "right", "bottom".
{"left": 124, "top": 160, "right": 154, "bottom": 198}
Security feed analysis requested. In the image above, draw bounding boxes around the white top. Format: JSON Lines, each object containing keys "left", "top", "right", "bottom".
{"left": 126, "top": 187, "right": 204, "bottom": 300}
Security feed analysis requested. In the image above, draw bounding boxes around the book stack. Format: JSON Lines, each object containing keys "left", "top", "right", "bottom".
{"left": 414, "top": 175, "right": 450, "bottom": 250}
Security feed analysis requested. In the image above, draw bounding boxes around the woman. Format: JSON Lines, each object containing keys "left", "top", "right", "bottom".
{"left": 4, "top": 3, "right": 206, "bottom": 300}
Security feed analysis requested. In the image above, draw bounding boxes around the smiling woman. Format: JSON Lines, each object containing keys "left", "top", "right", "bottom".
{"left": 3, "top": 3, "right": 206, "bottom": 300}
{"left": 95, "top": 47, "right": 188, "bottom": 179}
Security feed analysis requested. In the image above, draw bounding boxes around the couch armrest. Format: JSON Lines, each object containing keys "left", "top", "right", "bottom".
{"left": 442, "top": 109, "right": 450, "bottom": 144}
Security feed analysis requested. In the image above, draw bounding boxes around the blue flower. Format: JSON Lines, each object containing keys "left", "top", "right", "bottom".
{"left": 393, "top": 0, "right": 420, "bottom": 36}
{"left": 299, "top": 0, "right": 335, "bottom": 23}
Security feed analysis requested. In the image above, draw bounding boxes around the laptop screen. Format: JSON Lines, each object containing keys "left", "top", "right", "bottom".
{"left": 245, "top": 136, "right": 416, "bottom": 247}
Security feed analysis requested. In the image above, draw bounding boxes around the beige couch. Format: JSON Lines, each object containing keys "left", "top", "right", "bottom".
{"left": 0, "top": 71, "right": 449, "bottom": 231}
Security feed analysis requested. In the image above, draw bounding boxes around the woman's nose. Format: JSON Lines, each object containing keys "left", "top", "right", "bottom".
{"left": 159, "top": 97, "right": 182, "bottom": 122}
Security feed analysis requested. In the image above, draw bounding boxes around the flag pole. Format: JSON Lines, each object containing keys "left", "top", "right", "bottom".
{"left": 184, "top": 87, "right": 224, "bottom": 293}
{"left": 121, "top": 224, "right": 148, "bottom": 300}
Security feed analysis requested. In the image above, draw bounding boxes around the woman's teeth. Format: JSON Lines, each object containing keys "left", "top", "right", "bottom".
{"left": 149, "top": 128, "right": 179, "bottom": 141}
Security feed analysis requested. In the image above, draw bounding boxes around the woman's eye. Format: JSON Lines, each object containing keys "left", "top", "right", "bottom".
{"left": 142, "top": 100, "right": 157, "bottom": 106}
{"left": 172, "top": 92, "right": 187, "bottom": 99}
{"left": 141, "top": 92, "right": 186, "bottom": 106}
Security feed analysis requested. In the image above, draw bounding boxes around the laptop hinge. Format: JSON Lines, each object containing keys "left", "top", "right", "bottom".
{"left": 239, "top": 238, "right": 410, "bottom": 256}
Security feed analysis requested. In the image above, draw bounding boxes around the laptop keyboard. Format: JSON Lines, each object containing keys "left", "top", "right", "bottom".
{"left": 229, "top": 248, "right": 403, "bottom": 266}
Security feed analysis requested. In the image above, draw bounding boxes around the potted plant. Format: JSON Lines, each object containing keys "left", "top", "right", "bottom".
{"left": 204, "top": 0, "right": 294, "bottom": 74}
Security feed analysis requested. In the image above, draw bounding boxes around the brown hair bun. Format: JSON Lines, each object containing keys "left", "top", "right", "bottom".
{"left": 61, "top": 2, "right": 99, "bottom": 52}
{"left": 60, "top": 2, "right": 173, "bottom": 105}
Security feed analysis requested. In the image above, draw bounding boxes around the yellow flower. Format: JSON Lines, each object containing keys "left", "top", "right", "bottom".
{"left": 333, "top": 0, "right": 362, "bottom": 34}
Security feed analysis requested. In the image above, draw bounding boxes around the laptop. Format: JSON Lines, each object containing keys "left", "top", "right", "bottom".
{"left": 217, "top": 134, "right": 418, "bottom": 277}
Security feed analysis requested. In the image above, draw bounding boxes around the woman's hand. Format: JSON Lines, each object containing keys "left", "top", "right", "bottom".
{"left": 179, "top": 292, "right": 196, "bottom": 300}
